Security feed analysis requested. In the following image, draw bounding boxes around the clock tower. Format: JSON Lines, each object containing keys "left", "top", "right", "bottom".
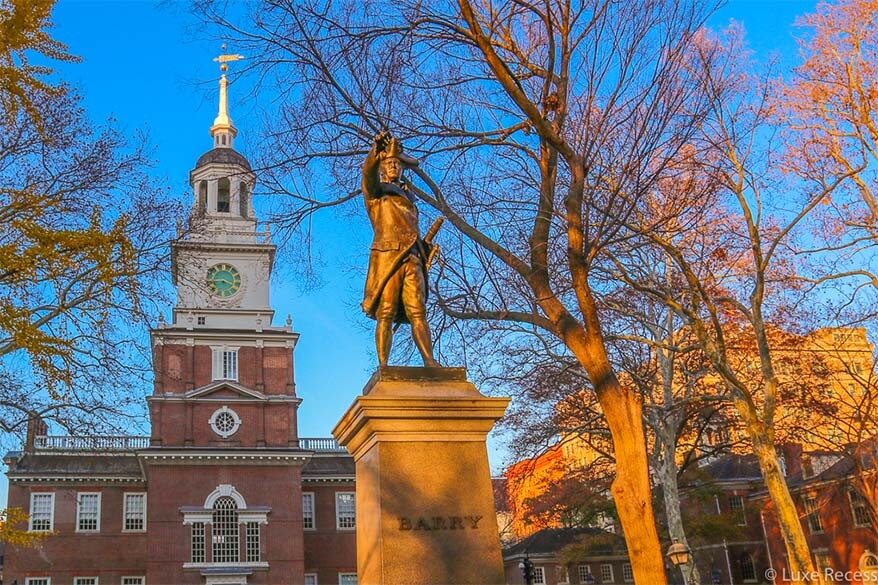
{"left": 170, "top": 65, "right": 272, "bottom": 332}
{"left": 145, "top": 61, "right": 309, "bottom": 584}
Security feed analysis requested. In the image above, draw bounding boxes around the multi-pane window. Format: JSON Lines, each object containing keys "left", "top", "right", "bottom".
{"left": 600, "top": 564, "right": 614, "bottom": 583}
{"left": 303, "top": 492, "right": 316, "bottom": 530}
{"left": 850, "top": 490, "right": 873, "bottom": 527}
{"left": 29, "top": 493, "right": 54, "bottom": 531}
{"left": 212, "top": 348, "right": 239, "bottom": 381}
{"left": 336, "top": 492, "right": 356, "bottom": 530}
{"left": 246, "top": 522, "right": 261, "bottom": 562}
{"left": 25, "top": 579, "right": 50, "bottom": 585}
{"left": 121, "top": 578, "right": 145, "bottom": 585}
{"left": 741, "top": 554, "right": 757, "bottom": 582}
{"left": 729, "top": 495, "right": 747, "bottom": 525}
{"left": 622, "top": 563, "right": 634, "bottom": 582}
{"left": 191, "top": 522, "right": 206, "bottom": 563}
{"left": 73, "top": 578, "right": 98, "bottom": 585}
{"left": 578, "top": 565, "right": 592, "bottom": 583}
{"left": 76, "top": 493, "right": 100, "bottom": 532}
{"left": 339, "top": 574, "right": 357, "bottom": 585}
{"left": 124, "top": 493, "right": 146, "bottom": 531}
{"left": 815, "top": 552, "right": 832, "bottom": 572}
{"left": 212, "top": 496, "right": 240, "bottom": 563}
{"left": 804, "top": 496, "right": 824, "bottom": 533}
{"left": 532, "top": 566, "right": 546, "bottom": 585}
{"left": 304, "top": 575, "right": 318, "bottom": 585}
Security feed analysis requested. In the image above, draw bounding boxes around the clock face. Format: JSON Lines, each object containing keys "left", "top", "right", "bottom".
{"left": 207, "top": 263, "right": 242, "bottom": 297}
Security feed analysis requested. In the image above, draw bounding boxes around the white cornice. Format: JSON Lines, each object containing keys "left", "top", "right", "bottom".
{"left": 301, "top": 476, "right": 355, "bottom": 483}
{"left": 8, "top": 475, "right": 145, "bottom": 484}
{"left": 138, "top": 450, "right": 311, "bottom": 466}
{"left": 151, "top": 328, "right": 298, "bottom": 349}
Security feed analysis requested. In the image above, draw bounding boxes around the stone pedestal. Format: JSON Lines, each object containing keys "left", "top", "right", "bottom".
{"left": 332, "top": 367, "right": 510, "bottom": 585}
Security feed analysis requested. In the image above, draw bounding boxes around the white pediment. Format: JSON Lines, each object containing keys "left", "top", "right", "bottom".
{"left": 185, "top": 381, "right": 266, "bottom": 401}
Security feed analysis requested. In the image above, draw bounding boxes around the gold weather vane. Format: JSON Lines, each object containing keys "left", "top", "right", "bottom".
{"left": 210, "top": 44, "right": 244, "bottom": 140}
{"left": 213, "top": 44, "right": 245, "bottom": 72}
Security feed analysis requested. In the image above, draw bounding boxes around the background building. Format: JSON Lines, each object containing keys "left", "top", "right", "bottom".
{"left": 3, "top": 71, "right": 356, "bottom": 585}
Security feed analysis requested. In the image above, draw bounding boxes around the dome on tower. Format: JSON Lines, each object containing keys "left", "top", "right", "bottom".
{"left": 194, "top": 147, "right": 252, "bottom": 171}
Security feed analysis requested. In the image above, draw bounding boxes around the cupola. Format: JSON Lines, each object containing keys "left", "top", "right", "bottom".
{"left": 189, "top": 49, "right": 256, "bottom": 224}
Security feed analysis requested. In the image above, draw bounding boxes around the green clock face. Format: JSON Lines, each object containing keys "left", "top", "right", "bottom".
{"left": 207, "top": 263, "right": 242, "bottom": 297}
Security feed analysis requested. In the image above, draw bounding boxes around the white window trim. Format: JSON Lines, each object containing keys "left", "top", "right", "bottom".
{"left": 29, "top": 492, "right": 54, "bottom": 532}
{"left": 849, "top": 490, "right": 872, "bottom": 527}
{"left": 532, "top": 566, "right": 546, "bottom": 585}
{"left": 208, "top": 405, "right": 242, "bottom": 439}
{"left": 211, "top": 346, "right": 240, "bottom": 381}
{"left": 729, "top": 494, "right": 747, "bottom": 526}
{"left": 804, "top": 496, "right": 824, "bottom": 534}
{"left": 25, "top": 579, "right": 51, "bottom": 585}
{"left": 122, "top": 492, "right": 147, "bottom": 532}
{"left": 303, "top": 492, "right": 316, "bottom": 531}
{"left": 304, "top": 574, "right": 318, "bottom": 585}
{"left": 73, "top": 578, "right": 99, "bottom": 585}
{"left": 578, "top": 564, "right": 592, "bottom": 583}
{"left": 601, "top": 564, "right": 614, "bottom": 583}
{"left": 335, "top": 492, "right": 356, "bottom": 531}
{"left": 338, "top": 573, "right": 357, "bottom": 585}
{"left": 121, "top": 578, "right": 145, "bottom": 585}
{"left": 76, "top": 492, "right": 102, "bottom": 533}
{"left": 622, "top": 562, "right": 634, "bottom": 582}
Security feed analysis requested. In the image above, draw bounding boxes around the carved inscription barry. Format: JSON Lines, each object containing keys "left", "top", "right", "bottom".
{"left": 398, "top": 515, "right": 483, "bottom": 531}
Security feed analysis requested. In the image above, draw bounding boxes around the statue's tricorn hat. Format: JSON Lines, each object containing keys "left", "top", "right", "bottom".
{"left": 380, "top": 137, "right": 420, "bottom": 167}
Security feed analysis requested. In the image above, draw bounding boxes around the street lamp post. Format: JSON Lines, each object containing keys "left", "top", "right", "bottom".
{"left": 519, "top": 557, "right": 536, "bottom": 585}
{"left": 667, "top": 539, "right": 692, "bottom": 585}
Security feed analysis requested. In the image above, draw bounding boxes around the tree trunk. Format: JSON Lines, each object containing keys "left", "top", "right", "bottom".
{"left": 597, "top": 381, "right": 669, "bottom": 584}
{"left": 554, "top": 292, "right": 668, "bottom": 583}
{"left": 658, "top": 432, "right": 702, "bottom": 585}
{"left": 750, "top": 434, "right": 823, "bottom": 585}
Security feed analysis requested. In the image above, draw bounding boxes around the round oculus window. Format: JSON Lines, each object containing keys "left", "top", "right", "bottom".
{"left": 209, "top": 406, "right": 241, "bottom": 438}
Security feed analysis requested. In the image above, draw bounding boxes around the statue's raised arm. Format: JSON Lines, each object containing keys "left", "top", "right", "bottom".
{"left": 359, "top": 132, "right": 439, "bottom": 368}
{"left": 362, "top": 132, "right": 392, "bottom": 200}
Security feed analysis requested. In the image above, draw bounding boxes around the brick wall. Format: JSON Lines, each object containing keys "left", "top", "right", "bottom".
{"left": 5, "top": 483, "right": 148, "bottom": 583}
{"left": 302, "top": 483, "right": 358, "bottom": 583}
{"left": 155, "top": 345, "right": 293, "bottom": 395}
{"left": 146, "top": 462, "right": 306, "bottom": 584}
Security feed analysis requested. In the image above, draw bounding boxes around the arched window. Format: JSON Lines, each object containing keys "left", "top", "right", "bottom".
{"left": 239, "top": 182, "right": 250, "bottom": 217}
{"left": 217, "top": 178, "right": 231, "bottom": 213}
{"left": 861, "top": 551, "right": 878, "bottom": 578}
{"left": 196, "top": 181, "right": 208, "bottom": 216}
{"left": 212, "top": 496, "right": 239, "bottom": 563}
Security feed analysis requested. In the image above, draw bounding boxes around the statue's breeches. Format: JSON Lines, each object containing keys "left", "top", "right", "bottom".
{"left": 374, "top": 254, "right": 427, "bottom": 324}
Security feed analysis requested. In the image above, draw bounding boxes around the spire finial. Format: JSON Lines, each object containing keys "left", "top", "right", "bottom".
{"left": 210, "top": 45, "right": 245, "bottom": 148}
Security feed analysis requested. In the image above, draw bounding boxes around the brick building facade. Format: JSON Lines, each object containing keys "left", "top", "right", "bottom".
{"left": 3, "top": 69, "right": 356, "bottom": 585}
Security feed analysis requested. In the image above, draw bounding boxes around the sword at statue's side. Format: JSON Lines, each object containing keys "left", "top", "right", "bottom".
{"left": 423, "top": 216, "right": 444, "bottom": 271}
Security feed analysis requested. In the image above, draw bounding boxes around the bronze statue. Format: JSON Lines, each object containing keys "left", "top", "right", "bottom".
{"left": 361, "top": 131, "right": 439, "bottom": 367}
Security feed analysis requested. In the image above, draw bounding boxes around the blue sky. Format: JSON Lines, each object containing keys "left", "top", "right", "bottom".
{"left": 1, "top": 0, "right": 822, "bottom": 506}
